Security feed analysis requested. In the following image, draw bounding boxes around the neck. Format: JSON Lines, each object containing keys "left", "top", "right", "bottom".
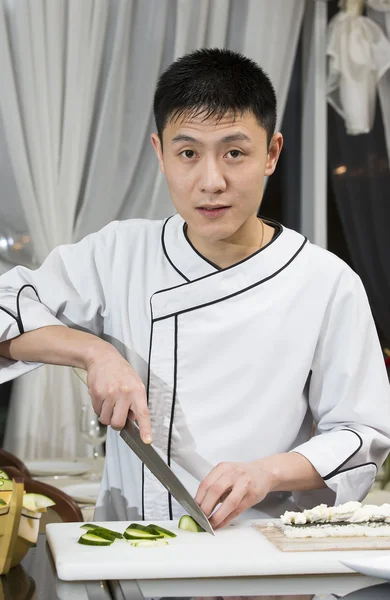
{"left": 186, "top": 216, "right": 274, "bottom": 269}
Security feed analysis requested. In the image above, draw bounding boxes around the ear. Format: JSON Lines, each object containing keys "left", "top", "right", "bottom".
{"left": 264, "top": 133, "right": 283, "bottom": 176}
{"left": 151, "top": 133, "right": 165, "bottom": 174}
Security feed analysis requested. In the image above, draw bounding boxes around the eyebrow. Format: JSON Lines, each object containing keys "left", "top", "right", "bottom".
{"left": 171, "top": 133, "right": 252, "bottom": 145}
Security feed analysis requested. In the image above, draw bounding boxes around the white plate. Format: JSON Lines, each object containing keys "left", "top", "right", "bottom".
{"left": 61, "top": 482, "right": 100, "bottom": 504}
{"left": 25, "top": 460, "right": 91, "bottom": 477}
{"left": 341, "top": 556, "right": 390, "bottom": 580}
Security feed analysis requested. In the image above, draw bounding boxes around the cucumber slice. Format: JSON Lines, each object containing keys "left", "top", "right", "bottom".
{"left": 124, "top": 523, "right": 162, "bottom": 540}
{"left": 80, "top": 524, "right": 123, "bottom": 539}
{"left": 146, "top": 524, "right": 177, "bottom": 538}
{"left": 178, "top": 515, "right": 205, "bottom": 532}
{"left": 83, "top": 527, "right": 117, "bottom": 542}
{"left": 78, "top": 533, "right": 113, "bottom": 546}
{"left": 22, "top": 493, "right": 55, "bottom": 512}
{"left": 128, "top": 539, "right": 169, "bottom": 547}
{"left": 0, "top": 470, "right": 10, "bottom": 480}
{"left": 0, "top": 498, "right": 7, "bottom": 506}
{"left": 0, "top": 479, "right": 13, "bottom": 491}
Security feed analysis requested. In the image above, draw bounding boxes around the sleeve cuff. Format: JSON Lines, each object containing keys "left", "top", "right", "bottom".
{"left": 291, "top": 428, "right": 362, "bottom": 480}
{"left": 0, "top": 305, "right": 66, "bottom": 343}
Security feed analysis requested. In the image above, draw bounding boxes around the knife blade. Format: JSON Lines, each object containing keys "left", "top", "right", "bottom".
{"left": 72, "top": 367, "right": 214, "bottom": 535}
{"left": 120, "top": 418, "right": 214, "bottom": 535}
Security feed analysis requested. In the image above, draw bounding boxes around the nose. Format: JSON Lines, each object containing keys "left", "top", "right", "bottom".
{"left": 198, "top": 157, "right": 226, "bottom": 194}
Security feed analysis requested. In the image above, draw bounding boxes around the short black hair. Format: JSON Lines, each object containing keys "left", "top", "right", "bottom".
{"left": 153, "top": 48, "right": 277, "bottom": 147}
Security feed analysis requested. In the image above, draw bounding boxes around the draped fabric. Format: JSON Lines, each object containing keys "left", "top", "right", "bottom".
{"left": 327, "top": 0, "right": 390, "bottom": 135}
{"left": 327, "top": 0, "right": 390, "bottom": 349}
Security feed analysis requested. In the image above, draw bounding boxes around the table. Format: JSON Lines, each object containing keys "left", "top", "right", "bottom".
{"left": 0, "top": 533, "right": 389, "bottom": 600}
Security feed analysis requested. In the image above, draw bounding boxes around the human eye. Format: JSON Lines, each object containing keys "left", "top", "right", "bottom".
{"left": 226, "top": 149, "right": 244, "bottom": 159}
{"left": 180, "top": 149, "right": 197, "bottom": 159}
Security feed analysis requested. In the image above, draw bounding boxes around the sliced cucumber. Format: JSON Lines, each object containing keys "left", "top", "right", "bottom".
{"left": 128, "top": 539, "right": 169, "bottom": 548}
{"left": 0, "top": 470, "right": 10, "bottom": 480}
{"left": 0, "top": 479, "right": 13, "bottom": 491}
{"left": 146, "top": 524, "right": 177, "bottom": 538}
{"left": 78, "top": 533, "right": 113, "bottom": 546}
{"left": 124, "top": 523, "right": 162, "bottom": 540}
{"left": 22, "top": 493, "right": 55, "bottom": 512}
{"left": 178, "top": 515, "right": 205, "bottom": 532}
{"left": 80, "top": 524, "right": 123, "bottom": 539}
{"left": 0, "top": 498, "right": 6, "bottom": 506}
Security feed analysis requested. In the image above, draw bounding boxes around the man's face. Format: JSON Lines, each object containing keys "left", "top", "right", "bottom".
{"left": 151, "top": 111, "right": 282, "bottom": 242}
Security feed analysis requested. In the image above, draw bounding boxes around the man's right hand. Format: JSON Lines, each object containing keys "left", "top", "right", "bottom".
{"left": 85, "top": 348, "right": 152, "bottom": 442}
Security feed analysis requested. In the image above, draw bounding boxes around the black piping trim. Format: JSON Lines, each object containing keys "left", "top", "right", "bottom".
{"left": 334, "top": 461, "right": 378, "bottom": 477}
{"left": 142, "top": 297, "right": 155, "bottom": 521}
{"left": 323, "top": 429, "right": 363, "bottom": 481}
{"left": 161, "top": 217, "right": 190, "bottom": 283}
{"left": 0, "top": 284, "right": 41, "bottom": 335}
{"left": 146, "top": 221, "right": 305, "bottom": 519}
{"left": 183, "top": 217, "right": 283, "bottom": 272}
{"left": 154, "top": 237, "right": 308, "bottom": 322}
{"left": 16, "top": 285, "right": 41, "bottom": 334}
{"left": 167, "top": 315, "right": 178, "bottom": 520}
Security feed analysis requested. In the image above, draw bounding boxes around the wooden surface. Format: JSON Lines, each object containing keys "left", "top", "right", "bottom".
{"left": 255, "top": 522, "right": 390, "bottom": 552}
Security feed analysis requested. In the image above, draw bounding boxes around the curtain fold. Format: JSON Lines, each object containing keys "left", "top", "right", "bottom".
{"left": 0, "top": 0, "right": 304, "bottom": 458}
{"left": 367, "top": 0, "right": 390, "bottom": 165}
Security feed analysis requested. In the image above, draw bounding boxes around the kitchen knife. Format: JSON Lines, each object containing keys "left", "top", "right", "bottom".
{"left": 73, "top": 367, "right": 215, "bottom": 535}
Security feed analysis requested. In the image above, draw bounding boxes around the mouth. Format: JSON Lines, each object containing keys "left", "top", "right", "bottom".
{"left": 196, "top": 206, "right": 231, "bottom": 218}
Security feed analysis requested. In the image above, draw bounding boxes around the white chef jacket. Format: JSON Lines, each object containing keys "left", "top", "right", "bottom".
{"left": 0, "top": 215, "right": 389, "bottom": 521}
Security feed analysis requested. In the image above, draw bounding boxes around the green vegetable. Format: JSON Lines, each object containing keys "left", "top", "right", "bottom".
{"left": 178, "top": 515, "right": 205, "bottom": 532}
{"left": 80, "top": 524, "right": 123, "bottom": 539}
{"left": 128, "top": 539, "right": 169, "bottom": 547}
{"left": 78, "top": 533, "right": 113, "bottom": 546}
{"left": 124, "top": 523, "right": 163, "bottom": 540}
{"left": 145, "top": 524, "right": 177, "bottom": 538}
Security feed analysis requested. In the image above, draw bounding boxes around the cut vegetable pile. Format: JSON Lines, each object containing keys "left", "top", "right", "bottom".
{"left": 78, "top": 514, "right": 204, "bottom": 547}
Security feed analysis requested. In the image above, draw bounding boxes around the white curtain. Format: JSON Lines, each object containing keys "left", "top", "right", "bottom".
{"left": 367, "top": 0, "right": 390, "bottom": 164}
{"left": 0, "top": 0, "right": 304, "bottom": 459}
{"left": 326, "top": 0, "right": 390, "bottom": 136}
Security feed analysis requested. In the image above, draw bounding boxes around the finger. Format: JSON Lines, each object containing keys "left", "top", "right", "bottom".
{"left": 198, "top": 473, "right": 235, "bottom": 517}
{"left": 195, "top": 463, "right": 230, "bottom": 505}
{"left": 209, "top": 479, "right": 249, "bottom": 528}
{"left": 133, "top": 397, "right": 152, "bottom": 443}
{"left": 110, "top": 386, "right": 134, "bottom": 430}
{"left": 213, "top": 502, "right": 248, "bottom": 530}
{"left": 98, "top": 398, "right": 114, "bottom": 426}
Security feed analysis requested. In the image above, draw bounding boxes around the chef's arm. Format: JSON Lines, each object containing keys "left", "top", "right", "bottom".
{"left": 0, "top": 221, "right": 152, "bottom": 439}
{"left": 0, "top": 325, "right": 106, "bottom": 369}
{"left": 0, "top": 325, "right": 151, "bottom": 439}
{"left": 254, "top": 451, "right": 326, "bottom": 492}
{"left": 290, "top": 270, "right": 390, "bottom": 507}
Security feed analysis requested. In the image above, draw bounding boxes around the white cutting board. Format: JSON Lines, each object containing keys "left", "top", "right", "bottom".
{"left": 46, "top": 519, "right": 390, "bottom": 581}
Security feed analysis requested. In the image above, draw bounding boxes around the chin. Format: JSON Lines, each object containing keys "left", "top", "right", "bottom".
{"left": 192, "top": 220, "right": 240, "bottom": 242}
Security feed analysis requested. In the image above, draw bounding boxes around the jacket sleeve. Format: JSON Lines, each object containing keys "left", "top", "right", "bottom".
{"left": 0, "top": 221, "right": 119, "bottom": 383}
{"left": 292, "top": 268, "right": 390, "bottom": 505}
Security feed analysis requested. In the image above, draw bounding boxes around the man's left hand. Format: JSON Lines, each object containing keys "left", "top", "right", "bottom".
{"left": 195, "top": 462, "right": 273, "bottom": 529}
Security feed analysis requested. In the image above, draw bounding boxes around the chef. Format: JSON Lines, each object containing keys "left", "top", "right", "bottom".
{"left": 0, "top": 48, "right": 389, "bottom": 529}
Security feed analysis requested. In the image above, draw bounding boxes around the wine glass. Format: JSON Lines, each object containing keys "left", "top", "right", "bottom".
{"left": 80, "top": 403, "right": 107, "bottom": 480}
